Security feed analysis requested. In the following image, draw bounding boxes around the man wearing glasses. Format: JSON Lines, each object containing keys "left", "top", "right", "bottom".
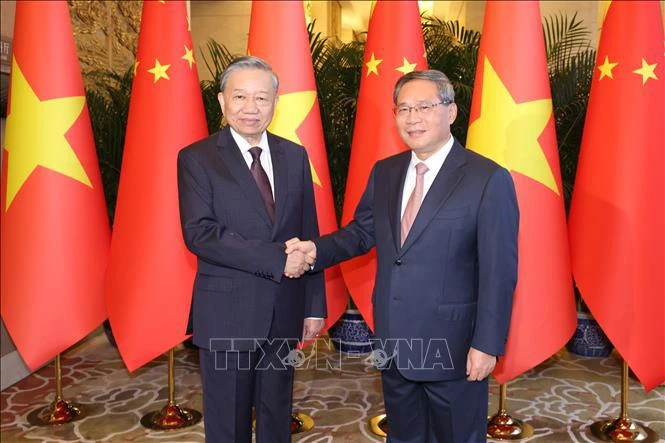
{"left": 287, "top": 70, "right": 519, "bottom": 441}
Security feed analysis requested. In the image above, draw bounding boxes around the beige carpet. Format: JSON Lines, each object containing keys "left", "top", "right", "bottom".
{"left": 1, "top": 329, "right": 664, "bottom": 442}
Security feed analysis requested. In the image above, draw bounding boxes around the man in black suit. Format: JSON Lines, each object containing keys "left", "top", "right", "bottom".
{"left": 177, "top": 56, "right": 326, "bottom": 443}
{"left": 287, "top": 70, "right": 519, "bottom": 442}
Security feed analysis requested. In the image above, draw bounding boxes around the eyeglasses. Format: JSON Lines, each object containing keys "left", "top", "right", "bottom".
{"left": 393, "top": 100, "right": 452, "bottom": 117}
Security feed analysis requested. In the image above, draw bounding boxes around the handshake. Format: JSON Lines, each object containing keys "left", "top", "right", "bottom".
{"left": 283, "top": 238, "right": 317, "bottom": 278}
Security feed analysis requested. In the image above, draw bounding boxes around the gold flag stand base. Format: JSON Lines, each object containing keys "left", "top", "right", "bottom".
{"left": 487, "top": 411, "right": 534, "bottom": 440}
{"left": 27, "top": 398, "right": 86, "bottom": 426}
{"left": 140, "top": 348, "right": 202, "bottom": 430}
{"left": 591, "top": 418, "right": 659, "bottom": 442}
{"left": 487, "top": 384, "right": 534, "bottom": 440}
{"left": 291, "top": 412, "right": 315, "bottom": 434}
{"left": 27, "top": 354, "right": 87, "bottom": 426}
{"left": 369, "top": 413, "right": 388, "bottom": 437}
{"left": 140, "top": 401, "right": 202, "bottom": 430}
{"left": 589, "top": 360, "right": 660, "bottom": 442}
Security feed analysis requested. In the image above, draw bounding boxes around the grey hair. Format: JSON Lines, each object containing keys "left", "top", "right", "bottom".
{"left": 219, "top": 56, "right": 279, "bottom": 93}
{"left": 393, "top": 70, "right": 455, "bottom": 105}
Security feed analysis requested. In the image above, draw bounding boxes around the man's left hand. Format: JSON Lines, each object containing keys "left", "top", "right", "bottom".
{"left": 466, "top": 347, "right": 497, "bottom": 381}
{"left": 302, "top": 318, "right": 325, "bottom": 341}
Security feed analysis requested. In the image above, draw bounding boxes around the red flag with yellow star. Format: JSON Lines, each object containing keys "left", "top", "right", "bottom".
{"left": 467, "top": 1, "right": 576, "bottom": 384}
{"left": 247, "top": 1, "right": 347, "bottom": 332}
{"left": 341, "top": 1, "right": 427, "bottom": 330}
{"left": 1, "top": 1, "right": 110, "bottom": 370}
{"left": 568, "top": 1, "right": 664, "bottom": 391}
{"left": 105, "top": 0, "right": 207, "bottom": 371}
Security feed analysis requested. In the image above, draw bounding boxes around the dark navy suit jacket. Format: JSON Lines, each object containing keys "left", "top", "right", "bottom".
{"left": 314, "top": 140, "right": 518, "bottom": 381}
{"left": 177, "top": 126, "right": 326, "bottom": 351}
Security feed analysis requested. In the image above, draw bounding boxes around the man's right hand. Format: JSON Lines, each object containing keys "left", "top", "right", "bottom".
{"left": 283, "top": 238, "right": 317, "bottom": 278}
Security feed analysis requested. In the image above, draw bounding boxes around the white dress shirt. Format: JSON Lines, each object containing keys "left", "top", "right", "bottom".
{"left": 230, "top": 127, "right": 275, "bottom": 199}
{"left": 400, "top": 135, "right": 455, "bottom": 218}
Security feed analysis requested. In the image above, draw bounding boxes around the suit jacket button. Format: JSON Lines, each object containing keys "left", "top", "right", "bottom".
{"left": 394, "top": 259, "right": 402, "bottom": 266}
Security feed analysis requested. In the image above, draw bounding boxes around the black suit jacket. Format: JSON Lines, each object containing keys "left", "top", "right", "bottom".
{"left": 177, "top": 126, "right": 326, "bottom": 351}
{"left": 314, "top": 140, "right": 519, "bottom": 381}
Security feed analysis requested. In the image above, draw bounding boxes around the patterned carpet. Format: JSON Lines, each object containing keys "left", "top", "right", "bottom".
{"left": 1, "top": 329, "right": 664, "bottom": 442}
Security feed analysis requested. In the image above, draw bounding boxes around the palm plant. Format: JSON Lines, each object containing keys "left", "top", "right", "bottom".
{"left": 543, "top": 13, "right": 596, "bottom": 313}
{"left": 422, "top": 17, "right": 481, "bottom": 144}
{"left": 312, "top": 38, "right": 365, "bottom": 219}
{"left": 543, "top": 13, "right": 596, "bottom": 212}
{"left": 85, "top": 67, "right": 134, "bottom": 225}
{"left": 199, "top": 39, "right": 237, "bottom": 133}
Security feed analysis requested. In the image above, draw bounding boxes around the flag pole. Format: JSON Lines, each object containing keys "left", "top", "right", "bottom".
{"left": 140, "top": 348, "right": 201, "bottom": 430}
{"left": 26, "top": 354, "right": 86, "bottom": 425}
{"left": 487, "top": 383, "right": 534, "bottom": 439}
{"left": 590, "top": 359, "right": 659, "bottom": 442}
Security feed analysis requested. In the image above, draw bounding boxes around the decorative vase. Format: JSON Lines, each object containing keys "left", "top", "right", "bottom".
{"left": 567, "top": 312, "right": 613, "bottom": 357}
{"left": 329, "top": 309, "right": 373, "bottom": 354}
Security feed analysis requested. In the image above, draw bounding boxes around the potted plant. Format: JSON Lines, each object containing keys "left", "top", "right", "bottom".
{"left": 544, "top": 13, "right": 612, "bottom": 357}
{"left": 567, "top": 285, "right": 612, "bottom": 357}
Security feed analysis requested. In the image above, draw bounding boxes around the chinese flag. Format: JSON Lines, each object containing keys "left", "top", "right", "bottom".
{"left": 341, "top": 1, "right": 427, "bottom": 330}
{"left": 1, "top": 1, "right": 110, "bottom": 370}
{"left": 105, "top": 1, "right": 207, "bottom": 371}
{"left": 568, "top": 1, "right": 664, "bottom": 391}
{"left": 248, "top": 1, "right": 347, "bottom": 332}
{"left": 466, "top": 1, "right": 576, "bottom": 384}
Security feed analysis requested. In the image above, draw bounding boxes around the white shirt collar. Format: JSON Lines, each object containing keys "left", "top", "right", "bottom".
{"left": 229, "top": 127, "right": 270, "bottom": 155}
{"left": 409, "top": 135, "right": 455, "bottom": 174}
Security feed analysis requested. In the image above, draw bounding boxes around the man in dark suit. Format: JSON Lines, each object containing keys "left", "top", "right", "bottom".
{"left": 177, "top": 56, "right": 326, "bottom": 443}
{"left": 287, "top": 70, "right": 519, "bottom": 442}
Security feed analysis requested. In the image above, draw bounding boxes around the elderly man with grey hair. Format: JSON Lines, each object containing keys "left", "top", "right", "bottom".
{"left": 286, "top": 69, "right": 519, "bottom": 441}
{"left": 177, "top": 56, "right": 326, "bottom": 443}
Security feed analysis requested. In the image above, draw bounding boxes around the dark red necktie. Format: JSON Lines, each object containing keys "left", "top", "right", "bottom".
{"left": 249, "top": 146, "right": 275, "bottom": 223}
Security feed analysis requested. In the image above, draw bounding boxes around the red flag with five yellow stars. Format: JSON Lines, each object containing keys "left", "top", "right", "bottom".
{"left": 341, "top": 1, "right": 427, "bottom": 330}
{"left": 467, "top": 1, "right": 576, "bottom": 384}
{"left": 1, "top": 1, "right": 110, "bottom": 370}
{"left": 247, "top": 1, "right": 347, "bottom": 332}
{"left": 568, "top": 1, "right": 664, "bottom": 391}
{"left": 105, "top": 0, "right": 207, "bottom": 371}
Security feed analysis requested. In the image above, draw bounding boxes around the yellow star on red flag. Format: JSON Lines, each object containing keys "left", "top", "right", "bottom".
{"left": 633, "top": 58, "right": 658, "bottom": 85}
{"left": 182, "top": 45, "right": 195, "bottom": 69}
{"left": 598, "top": 56, "right": 618, "bottom": 80}
{"left": 365, "top": 52, "right": 382, "bottom": 76}
{"left": 4, "top": 58, "right": 91, "bottom": 209}
{"left": 468, "top": 57, "right": 558, "bottom": 194}
{"left": 268, "top": 90, "right": 321, "bottom": 186}
{"left": 148, "top": 59, "right": 170, "bottom": 83}
{"left": 395, "top": 57, "right": 417, "bottom": 74}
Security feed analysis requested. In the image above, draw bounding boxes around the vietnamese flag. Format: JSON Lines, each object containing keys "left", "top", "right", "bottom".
{"left": 105, "top": 0, "right": 207, "bottom": 371}
{"left": 466, "top": 1, "right": 576, "bottom": 383}
{"left": 1, "top": 1, "right": 110, "bottom": 370}
{"left": 248, "top": 1, "right": 347, "bottom": 332}
{"left": 341, "top": 1, "right": 427, "bottom": 330}
{"left": 568, "top": 1, "right": 664, "bottom": 391}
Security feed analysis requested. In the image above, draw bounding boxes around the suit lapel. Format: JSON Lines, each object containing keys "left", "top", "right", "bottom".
{"left": 400, "top": 141, "right": 467, "bottom": 254}
{"left": 388, "top": 153, "right": 411, "bottom": 253}
{"left": 216, "top": 127, "right": 273, "bottom": 227}
{"left": 268, "top": 133, "right": 288, "bottom": 236}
